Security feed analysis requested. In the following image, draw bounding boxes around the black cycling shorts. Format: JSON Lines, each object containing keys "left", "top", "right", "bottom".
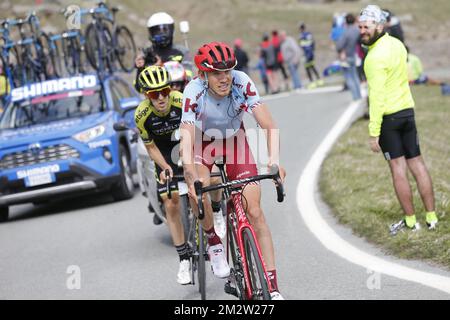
{"left": 379, "top": 108, "right": 421, "bottom": 161}
{"left": 155, "top": 157, "right": 182, "bottom": 199}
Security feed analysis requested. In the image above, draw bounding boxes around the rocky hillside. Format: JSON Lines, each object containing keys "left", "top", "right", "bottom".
{"left": 2, "top": 0, "right": 449, "bottom": 79}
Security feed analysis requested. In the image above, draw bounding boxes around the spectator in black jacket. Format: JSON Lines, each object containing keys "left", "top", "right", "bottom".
{"left": 234, "top": 38, "right": 249, "bottom": 74}
{"left": 384, "top": 9, "right": 405, "bottom": 43}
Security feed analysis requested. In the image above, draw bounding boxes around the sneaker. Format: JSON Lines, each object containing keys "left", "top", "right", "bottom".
{"left": 270, "top": 291, "right": 285, "bottom": 300}
{"left": 307, "top": 82, "right": 317, "bottom": 89}
{"left": 208, "top": 243, "right": 230, "bottom": 278}
{"left": 177, "top": 259, "right": 192, "bottom": 285}
{"left": 317, "top": 79, "right": 325, "bottom": 86}
{"left": 426, "top": 212, "right": 438, "bottom": 230}
{"left": 427, "top": 220, "right": 438, "bottom": 230}
{"left": 410, "top": 223, "right": 421, "bottom": 231}
{"left": 389, "top": 219, "right": 405, "bottom": 235}
{"left": 213, "top": 209, "right": 226, "bottom": 239}
{"left": 389, "top": 219, "right": 420, "bottom": 235}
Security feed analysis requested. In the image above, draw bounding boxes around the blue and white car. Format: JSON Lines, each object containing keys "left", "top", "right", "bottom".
{"left": 0, "top": 74, "right": 142, "bottom": 222}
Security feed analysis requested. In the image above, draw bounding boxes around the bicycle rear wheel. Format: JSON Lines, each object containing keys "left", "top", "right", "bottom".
{"left": 242, "top": 228, "right": 271, "bottom": 300}
{"left": 115, "top": 25, "right": 136, "bottom": 72}
{"left": 180, "top": 196, "right": 192, "bottom": 242}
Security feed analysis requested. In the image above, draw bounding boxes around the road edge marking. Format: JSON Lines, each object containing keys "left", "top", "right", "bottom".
{"left": 296, "top": 100, "right": 450, "bottom": 295}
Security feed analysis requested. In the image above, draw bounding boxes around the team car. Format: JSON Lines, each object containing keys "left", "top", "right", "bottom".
{"left": 0, "top": 74, "right": 142, "bottom": 222}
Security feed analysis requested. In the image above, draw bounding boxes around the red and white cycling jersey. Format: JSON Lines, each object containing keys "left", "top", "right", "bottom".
{"left": 181, "top": 70, "right": 262, "bottom": 139}
{"left": 182, "top": 70, "right": 261, "bottom": 179}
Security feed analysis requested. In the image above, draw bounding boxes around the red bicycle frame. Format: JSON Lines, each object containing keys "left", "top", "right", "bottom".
{"left": 193, "top": 163, "right": 284, "bottom": 300}
{"left": 228, "top": 190, "right": 273, "bottom": 299}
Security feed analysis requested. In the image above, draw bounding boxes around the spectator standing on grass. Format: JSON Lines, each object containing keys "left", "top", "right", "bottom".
{"left": 255, "top": 54, "right": 270, "bottom": 95}
{"left": 383, "top": 9, "right": 405, "bottom": 43}
{"left": 359, "top": 4, "right": 438, "bottom": 235}
{"left": 299, "top": 23, "right": 323, "bottom": 88}
{"left": 260, "top": 33, "right": 280, "bottom": 94}
{"left": 330, "top": 13, "right": 346, "bottom": 44}
{"left": 336, "top": 13, "right": 362, "bottom": 101}
{"left": 356, "top": 42, "right": 367, "bottom": 83}
{"left": 234, "top": 38, "right": 249, "bottom": 74}
{"left": 272, "top": 30, "right": 290, "bottom": 91}
{"left": 279, "top": 30, "right": 302, "bottom": 90}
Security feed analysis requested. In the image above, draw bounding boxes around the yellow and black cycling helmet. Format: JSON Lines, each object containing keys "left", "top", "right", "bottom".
{"left": 138, "top": 65, "right": 170, "bottom": 92}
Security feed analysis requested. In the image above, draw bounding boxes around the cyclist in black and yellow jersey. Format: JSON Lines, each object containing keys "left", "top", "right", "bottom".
{"left": 134, "top": 65, "right": 191, "bottom": 285}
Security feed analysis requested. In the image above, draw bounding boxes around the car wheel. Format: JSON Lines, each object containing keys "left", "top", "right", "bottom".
{"left": 111, "top": 145, "right": 134, "bottom": 201}
{"left": 0, "top": 206, "right": 9, "bottom": 223}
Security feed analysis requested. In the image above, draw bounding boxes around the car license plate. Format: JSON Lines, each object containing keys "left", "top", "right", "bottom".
{"left": 25, "top": 173, "right": 55, "bottom": 187}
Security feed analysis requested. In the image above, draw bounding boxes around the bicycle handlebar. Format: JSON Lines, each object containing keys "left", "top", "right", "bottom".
{"left": 194, "top": 165, "right": 285, "bottom": 220}
{"left": 165, "top": 171, "right": 221, "bottom": 202}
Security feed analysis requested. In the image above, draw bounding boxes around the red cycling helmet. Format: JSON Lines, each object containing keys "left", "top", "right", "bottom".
{"left": 194, "top": 42, "right": 237, "bottom": 72}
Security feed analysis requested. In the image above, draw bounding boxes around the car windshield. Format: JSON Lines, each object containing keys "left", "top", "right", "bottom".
{"left": 0, "top": 88, "right": 105, "bottom": 129}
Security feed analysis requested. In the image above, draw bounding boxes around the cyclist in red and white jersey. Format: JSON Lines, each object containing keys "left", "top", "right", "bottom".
{"left": 180, "top": 42, "right": 286, "bottom": 300}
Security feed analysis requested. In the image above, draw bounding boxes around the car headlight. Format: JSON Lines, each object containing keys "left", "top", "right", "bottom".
{"left": 72, "top": 125, "right": 106, "bottom": 143}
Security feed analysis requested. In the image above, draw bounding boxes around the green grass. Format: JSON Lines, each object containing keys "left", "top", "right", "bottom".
{"left": 320, "top": 85, "right": 450, "bottom": 268}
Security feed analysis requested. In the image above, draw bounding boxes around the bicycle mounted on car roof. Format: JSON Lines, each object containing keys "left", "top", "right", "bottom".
{"left": 0, "top": 1, "right": 136, "bottom": 97}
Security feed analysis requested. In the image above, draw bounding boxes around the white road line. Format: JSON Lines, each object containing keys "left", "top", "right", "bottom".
{"left": 296, "top": 100, "right": 450, "bottom": 295}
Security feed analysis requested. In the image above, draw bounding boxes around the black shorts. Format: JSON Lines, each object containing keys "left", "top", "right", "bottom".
{"left": 379, "top": 108, "right": 421, "bottom": 160}
{"left": 155, "top": 156, "right": 182, "bottom": 199}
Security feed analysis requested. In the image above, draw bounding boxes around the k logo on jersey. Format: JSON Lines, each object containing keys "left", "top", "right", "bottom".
{"left": 184, "top": 98, "right": 198, "bottom": 113}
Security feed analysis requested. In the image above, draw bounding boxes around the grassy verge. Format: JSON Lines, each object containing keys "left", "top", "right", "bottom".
{"left": 320, "top": 85, "right": 450, "bottom": 268}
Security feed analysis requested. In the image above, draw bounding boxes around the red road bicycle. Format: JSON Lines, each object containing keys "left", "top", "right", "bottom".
{"left": 194, "top": 161, "right": 285, "bottom": 300}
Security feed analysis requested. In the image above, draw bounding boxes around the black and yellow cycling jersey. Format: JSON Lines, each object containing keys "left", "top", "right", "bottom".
{"left": 134, "top": 90, "right": 183, "bottom": 156}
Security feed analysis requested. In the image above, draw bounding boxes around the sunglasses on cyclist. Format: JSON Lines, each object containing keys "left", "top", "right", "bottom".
{"left": 145, "top": 86, "right": 171, "bottom": 100}
{"left": 203, "top": 59, "right": 237, "bottom": 71}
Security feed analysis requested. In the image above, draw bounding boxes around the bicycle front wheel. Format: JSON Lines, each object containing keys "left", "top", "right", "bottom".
{"left": 62, "top": 36, "right": 82, "bottom": 75}
{"left": 37, "top": 32, "right": 60, "bottom": 78}
{"left": 227, "top": 220, "right": 246, "bottom": 299}
{"left": 242, "top": 228, "right": 271, "bottom": 300}
{"left": 197, "top": 223, "right": 206, "bottom": 300}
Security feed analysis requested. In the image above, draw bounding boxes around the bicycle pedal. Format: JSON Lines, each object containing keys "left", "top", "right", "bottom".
{"left": 224, "top": 282, "right": 238, "bottom": 297}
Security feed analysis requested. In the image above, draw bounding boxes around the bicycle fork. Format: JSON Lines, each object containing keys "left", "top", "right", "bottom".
{"left": 224, "top": 194, "right": 273, "bottom": 299}
{"left": 224, "top": 219, "right": 244, "bottom": 298}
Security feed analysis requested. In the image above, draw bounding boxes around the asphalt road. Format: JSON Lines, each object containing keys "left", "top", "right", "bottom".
{"left": 1, "top": 89, "right": 449, "bottom": 300}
